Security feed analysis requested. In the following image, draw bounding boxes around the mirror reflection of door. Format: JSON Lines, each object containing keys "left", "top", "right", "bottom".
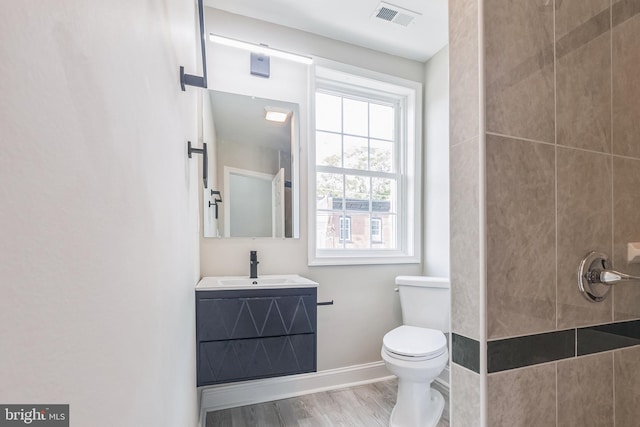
{"left": 272, "top": 168, "right": 285, "bottom": 238}
{"left": 224, "top": 167, "right": 286, "bottom": 238}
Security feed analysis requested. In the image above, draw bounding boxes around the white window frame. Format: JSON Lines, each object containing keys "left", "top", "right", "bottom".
{"left": 308, "top": 61, "right": 422, "bottom": 266}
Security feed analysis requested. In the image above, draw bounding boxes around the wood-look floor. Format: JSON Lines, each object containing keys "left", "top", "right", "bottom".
{"left": 206, "top": 378, "right": 450, "bottom": 427}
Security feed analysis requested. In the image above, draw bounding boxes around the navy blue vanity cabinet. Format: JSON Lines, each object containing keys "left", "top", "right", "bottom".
{"left": 196, "top": 287, "right": 317, "bottom": 386}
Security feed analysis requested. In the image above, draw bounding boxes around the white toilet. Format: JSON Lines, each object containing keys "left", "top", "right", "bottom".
{"left": 381, "top": 276, "right": 450, "bottom": 427}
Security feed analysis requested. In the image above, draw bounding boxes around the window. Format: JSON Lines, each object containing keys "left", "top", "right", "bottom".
{"left": 339, "top": 216, "right": 352, "bottom": 242}
{"left": 371, "top": 218, "right": 382, "bottom": 243}
{"left": 309, "top": 64, "right": 421, "bottom": 265}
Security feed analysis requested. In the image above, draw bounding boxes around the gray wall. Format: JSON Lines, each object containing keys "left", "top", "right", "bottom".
{"left": 450, "top": 0, "right": 640, "bottom": 425}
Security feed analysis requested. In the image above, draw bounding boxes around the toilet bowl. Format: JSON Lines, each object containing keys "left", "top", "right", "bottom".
{"left": 381, "top": 276, "right": 450, "bottom": 427}
{"left": 382, "top": 325, "right": 448, "bottom": 427}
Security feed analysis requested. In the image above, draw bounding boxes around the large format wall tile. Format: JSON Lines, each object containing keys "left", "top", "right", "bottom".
{"left": 451, "top": 364, "right": 480, "bottom": 427}
{"left": 487, "top": 363, "right": 556, "bottom": 426}
{"left": 450, "top": 138, "right": 480, "bottom": 340}
{"left": 449, "top": 0, "right": 478, "bottom": 147}
{"left": 613, "top": 157, "right": 640, "bottom": 320}
{"left": 556, "top": 0, "right": 611, "bottom": 152}
{"left": 557, "top": 353, "right": 614, "bottom": 427}
{"left": 485, "top": 0, "right": 555, "bottom": 143}
{"left": 479, "top": 1, "right": 640, "bottom": 426}
{"left": 555, "top": 0, "right": 611, "bottom": 37}
{"left": 612, "top": 8, "right": 640, "bottom": 158}
{"left": 614, "top": 346, "right": 640, "bottom": 426}
{"left": 557, "top": 148, "right": 613, "bottom": 328}
{"left": 486, "top": 135, "right": 555, "bottom": 339}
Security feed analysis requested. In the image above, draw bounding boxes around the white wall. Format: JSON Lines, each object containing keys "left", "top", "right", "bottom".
{"left": 423, "top": 46, "right": 450, "bottom": 278}
{"left": 200, "top": 8, "right": 423, "bottom": 371}
{"left": 205, "top": 9, "right": 425, "bottom": 83}
{"left": 0, "top": 2, "right": 200, "bottom": 426}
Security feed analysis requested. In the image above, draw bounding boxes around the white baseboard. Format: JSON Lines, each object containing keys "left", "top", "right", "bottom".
{"left": 199, "top": 361, "right": 393, "bottom": 426}
{"left": 436, "top": 364, "right": 450, "bottom": 388}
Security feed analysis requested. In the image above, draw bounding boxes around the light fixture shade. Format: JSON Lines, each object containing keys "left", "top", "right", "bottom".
{"left": 209, "top": 34, "right": 313, "bottom": 65}
{"left": 264, "top": 107, "right": 290, "bottom": 123}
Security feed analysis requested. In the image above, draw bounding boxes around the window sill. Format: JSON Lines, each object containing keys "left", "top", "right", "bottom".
{"left": 308, "top": 253, "right": 420, "bottom": 266}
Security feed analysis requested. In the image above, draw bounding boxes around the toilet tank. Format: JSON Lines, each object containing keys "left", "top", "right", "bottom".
{"left": 396, "top": 276, "right": 450, "bottom": 332}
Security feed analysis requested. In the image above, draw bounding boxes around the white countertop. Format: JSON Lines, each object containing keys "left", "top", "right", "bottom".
{"left": 196, "top": 274, "right": 318, "bottom": 291}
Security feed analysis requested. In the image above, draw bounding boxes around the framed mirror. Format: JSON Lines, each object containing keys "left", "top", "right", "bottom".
{"left": 202, "top": 90, "right": 299, "bottom": 238}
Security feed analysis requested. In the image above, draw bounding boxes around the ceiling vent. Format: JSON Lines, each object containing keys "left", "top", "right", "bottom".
{"left": 372, "top": 2, "right": 420, "bottom": 27}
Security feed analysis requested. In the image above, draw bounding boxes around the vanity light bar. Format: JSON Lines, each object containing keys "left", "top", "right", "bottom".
{"left": 209, "top": 34, "right": 313, "bottom": 65}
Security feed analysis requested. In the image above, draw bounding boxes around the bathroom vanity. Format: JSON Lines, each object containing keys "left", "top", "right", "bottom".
{"left": 195, "top": 275, "right": 318, "bottom": 386}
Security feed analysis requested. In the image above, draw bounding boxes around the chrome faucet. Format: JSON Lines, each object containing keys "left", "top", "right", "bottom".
{"left": 578, "top": 251, "right": 640, "bottom": 302}
{"left": 250, "top": 250, "right": 259, "bottom": 279}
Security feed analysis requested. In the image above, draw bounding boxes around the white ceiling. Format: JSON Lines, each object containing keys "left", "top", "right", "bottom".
{"left": 205, "top": 0, "right": 448, "bottom": 62}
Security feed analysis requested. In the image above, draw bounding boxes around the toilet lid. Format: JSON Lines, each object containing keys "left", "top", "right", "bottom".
{"left": 383, "top": 326, "right": 447, "bottom": 359}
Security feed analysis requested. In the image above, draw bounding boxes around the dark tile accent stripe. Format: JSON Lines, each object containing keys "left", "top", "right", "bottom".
{"left": 486, "top": 320, "right": 640, "bottom": 373}
{"left": 488, "top": 330, "right": 575, "bottom": 373}
{"left": 578, "top": 320, "right": 640, "bottom": 356}
{"left": 452, "top": 333, "right": 480, "bottom": 373}
{"left": 454, "top": 320, "right": 640, "bottom": 375}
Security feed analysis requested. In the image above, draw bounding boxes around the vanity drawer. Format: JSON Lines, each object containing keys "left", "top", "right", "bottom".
{"left": 195, "top": 287, "right": 317, "bottom": 386}
{"left": 196, "top": 290, "right": 317, "bottom": 341}
{"left": 197, "top": 333, "right": 316, "bottom": 386}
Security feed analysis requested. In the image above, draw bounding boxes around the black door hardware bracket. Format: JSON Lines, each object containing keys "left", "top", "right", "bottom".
{"left": 188, "top": 141, "right": 208, "bottom": 189}
{"left": 209, "top": 190, "right": 223, "bottom": 219}
{"left": 180, "top": 0, "right": 207, "bottom": 90}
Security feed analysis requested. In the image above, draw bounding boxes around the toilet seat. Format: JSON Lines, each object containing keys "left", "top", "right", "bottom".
{"left": 383, "top": 325, "right": 447, "bottom": 361}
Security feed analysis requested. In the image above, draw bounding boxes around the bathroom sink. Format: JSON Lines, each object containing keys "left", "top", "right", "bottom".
{"left": 196, "top": 274, "right": 318, "bottom": 291}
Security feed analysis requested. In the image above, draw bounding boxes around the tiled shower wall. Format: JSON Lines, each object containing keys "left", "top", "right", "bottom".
{"left": 449, "top": 0, "right": 482, "bottom": 424}
{"left": 449, "top": 0, "right": 640, "bottom": 425}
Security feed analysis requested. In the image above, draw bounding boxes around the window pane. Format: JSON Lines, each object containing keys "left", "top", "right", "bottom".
{"left": 343, "top": 98, "right": 368, "bottom": 136}
{"left": 316, "top": 93, "right": 342, "bottom": 132}
{"left": 370, "top": 139, "right": 393, "bottom": 172}
{"left": 343, "top": 135, "right": 368, "bottom": 170}
{"left": 345, "top": 175, "right": 370, "bottom": 201}
{"left": 316, "top": 212, "right": 342, "bottom": 249}
{"left": 316, "top": 132, "right": 342, "bottom": 167}
{"left": 371, "top": 214, "right": 397, "bottom": 249}
{"left": 369, "top": 103, "right": 394, "bottom": 140}
{"left": 372, "top": 178, "right": 396, "bottom": 212}
{"left": 343, "top": 213, "right": 370, "bottom": 249}
{"left": 316, "top": 173, "right": 343, "bottom": 199}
